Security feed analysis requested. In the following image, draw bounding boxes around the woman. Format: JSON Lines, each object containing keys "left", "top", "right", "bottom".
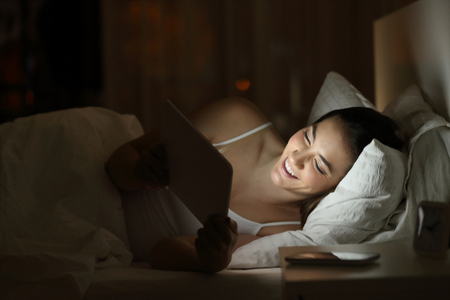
{"left": 105, "top": 97, "right": 403, "bottom": 273}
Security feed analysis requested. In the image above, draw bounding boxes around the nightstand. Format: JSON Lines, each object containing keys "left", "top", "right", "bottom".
{"left": 279, "top": 242, "right": 450, "bottom": 300}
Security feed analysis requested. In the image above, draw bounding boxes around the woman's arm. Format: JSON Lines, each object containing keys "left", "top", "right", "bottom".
{"left": 105, "top": 97, "right": 267, "bottom": 192}
{"left": 148, "top": 235, "right": 203, "bottom": 272}
{"left": 104, "top": 143, "right": 147, "bottom": 192}
{"left": 149, "top": 215, "right": 260, "bottom": 273}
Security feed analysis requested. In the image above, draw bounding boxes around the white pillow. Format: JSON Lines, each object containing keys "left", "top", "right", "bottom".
{"left": 383, "top": 84, "right": 450, "bottom": 232}
{"left": 307, "top": 71, "right": 376, "bottom": 125}
{"left": 383, "top": 84, "right": 447, "bottom": 151}
{"left": 228, "top": 72, "right": 408, "bottom": 269}
{"left": 0, "top": 107, "right": 143, "bottom": 253}
{"left": 407, "top": 127, "right": 450, "bottom": 204}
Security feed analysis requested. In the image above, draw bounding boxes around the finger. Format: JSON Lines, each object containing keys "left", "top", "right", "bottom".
{"left": 210, "top": 215, "right": 238, "bottom": 240}
{"left": 194, "top": 237, "right": 205, "bottom": 253}
{"left": 141, "top": 151, "right": 169, "bottom": 185}
{"left": 136, "top": 150, "right": 170, "bottom": 187}
{"left": 141, "top": 150, "right": 166, "bottom": 174}
{"left": 197, "top": 227, "right": 212, "bottom": 245}
{"left": 228, "top": 218, "right": 238, "bottom": 235}
{"left": 134, "top": 161, "right": 165, "bottom": 189}
{"left": 209, "top": 215, "right": 233, "bottom": 243}
{"left": 133, "top": 162, "right": 155, "bottom": 185}
{"left": 152, "top": 144, "right": 169, "bottom": 170}
{"left": 134, "top": 158, "right": 160, "bottom": 184}
{"left": 195, "top": 238, "right": 215, "bottom": 268}
{"left": 202, "top": 220, "right": 224, "bottom": 252}
{"left": 197, "top": 228, "right": 219, "bottom": 254}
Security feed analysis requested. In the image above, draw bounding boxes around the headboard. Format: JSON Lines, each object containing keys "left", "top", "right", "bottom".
{"left": 374, "top": 0, "right": 450, "bottom": 121}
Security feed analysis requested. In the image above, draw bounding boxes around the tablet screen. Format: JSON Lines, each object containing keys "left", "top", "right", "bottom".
{"left": 160, "top": 100, "right": 233, "bottom": 224}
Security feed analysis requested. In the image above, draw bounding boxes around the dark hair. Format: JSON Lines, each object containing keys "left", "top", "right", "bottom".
{"left": 316, "top": 107, "right": 404, "bottom": 162}
{"left": 299, "top": 107, "right": 404, "bottom": 228}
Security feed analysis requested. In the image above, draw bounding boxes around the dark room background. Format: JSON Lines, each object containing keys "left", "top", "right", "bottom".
{"left": 0, "top": 0, "right": 415, "bottom": 140}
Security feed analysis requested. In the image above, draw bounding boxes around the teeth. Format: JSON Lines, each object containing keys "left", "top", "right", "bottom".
{"left": 285, "top": 159, "right": 297, "bottom": 178}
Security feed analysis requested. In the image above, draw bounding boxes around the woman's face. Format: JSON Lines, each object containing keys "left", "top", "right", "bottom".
{"left": 271, "top": 116, "right": 354, "bottom": 198}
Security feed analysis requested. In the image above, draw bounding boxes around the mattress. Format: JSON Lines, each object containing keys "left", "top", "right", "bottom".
{"left": 84, "top": 263, "right": 282, "bottom": 300}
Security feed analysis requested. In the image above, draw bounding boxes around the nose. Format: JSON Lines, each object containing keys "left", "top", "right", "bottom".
{"left": 291, "top": 149, "right": 308, "bottom": 170}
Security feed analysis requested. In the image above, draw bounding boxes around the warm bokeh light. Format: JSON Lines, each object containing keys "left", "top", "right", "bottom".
{"left": 235, "top": 79, "right": 250, "bottom": 91}
{"left": 166, "top": 14, "right": 183, "bottom": 37}
{"left": 25, "top": 90, "right": 34, "bottom": 105}
{"left": 131, "top": 1, "right": 141, "bottom": 22}
{"left": 7, "top": 92, "right": 22, "bottom": 110}
{"left": 146, "top": 3, "right": 161, "bottom": 25}
{"left": 0, "top": 43, "right": 22, "bottom": 84}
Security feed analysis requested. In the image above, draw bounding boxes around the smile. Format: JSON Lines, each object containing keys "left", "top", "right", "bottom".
{"left": 283, "top": 158, "right": 298, "bottom": 179}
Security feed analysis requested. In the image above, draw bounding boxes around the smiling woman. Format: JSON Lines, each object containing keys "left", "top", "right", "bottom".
{"left": 271, "top": 116, "right": 352, "bottom": 199}
{"left": 105, "top": 76, "right": 404, "bottom": 273}
{"left": 295, "top": 107, "right": 404, "bottom": 227}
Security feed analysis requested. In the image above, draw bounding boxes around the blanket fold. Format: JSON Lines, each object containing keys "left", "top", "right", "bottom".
{"left": 0, "top": 107, "right": 143, "bottom": 299}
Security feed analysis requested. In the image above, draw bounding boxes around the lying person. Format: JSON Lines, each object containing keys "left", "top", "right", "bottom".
{"left": 105, "top": 97, "right": 403, "bottom": 273}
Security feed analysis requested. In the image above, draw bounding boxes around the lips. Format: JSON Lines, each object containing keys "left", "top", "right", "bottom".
{"left": 282, "top": 158, "right": 298, "bottom": 180}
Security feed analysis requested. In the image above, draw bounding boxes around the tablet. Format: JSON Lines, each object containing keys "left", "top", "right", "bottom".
{"left": 160, "top": 100, "right": 233, "bottom": 224}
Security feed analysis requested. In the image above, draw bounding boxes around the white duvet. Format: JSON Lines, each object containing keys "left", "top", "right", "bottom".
{"left": 0, "top": 107, "right": 142, "bottom": 299}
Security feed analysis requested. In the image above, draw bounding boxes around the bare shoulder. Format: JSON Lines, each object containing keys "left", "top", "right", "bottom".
{"left": 188, "top": 97, "right": 269, "bottom": 144}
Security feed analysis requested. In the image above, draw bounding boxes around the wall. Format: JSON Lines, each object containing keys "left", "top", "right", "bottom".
{"left": 0, "top": 0, "right": 102, "bottom": 124}
{"left": 102, "top": 0, "right": 415, "bottom": 139}
{"left": 0, "top": 1, "right": 415, "bottom": 137}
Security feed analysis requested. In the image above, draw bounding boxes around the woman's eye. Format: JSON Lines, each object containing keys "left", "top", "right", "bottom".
{"left": 314, "top": 159, "right": 325, "bottom": 175}
{"left": 303, "top": 131, "right": 311, "bottom": 145}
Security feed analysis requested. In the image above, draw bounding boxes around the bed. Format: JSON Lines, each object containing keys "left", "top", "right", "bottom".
{"left": 1, "top": 0, "right": 449, "bottom": 299}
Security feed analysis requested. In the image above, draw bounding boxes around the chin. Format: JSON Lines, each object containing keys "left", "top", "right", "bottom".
{"left": 270, "top": 170, "right": 282, "bottom": 187}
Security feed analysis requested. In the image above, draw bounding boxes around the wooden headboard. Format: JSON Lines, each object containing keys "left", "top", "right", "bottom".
{"left": 374, "top": 0, "right": 450, "bottom": 121}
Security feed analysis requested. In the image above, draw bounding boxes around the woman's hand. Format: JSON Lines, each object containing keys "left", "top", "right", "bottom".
{"left": 195, "top": 215, "right": 238, "bottom": 273}
{"left": 133, "top": 143, "right": 169, "bottom": 190}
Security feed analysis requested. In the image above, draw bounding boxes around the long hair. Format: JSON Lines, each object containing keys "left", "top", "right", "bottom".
{"left": 299, "top": 107, "right": 403, "bottom": 229}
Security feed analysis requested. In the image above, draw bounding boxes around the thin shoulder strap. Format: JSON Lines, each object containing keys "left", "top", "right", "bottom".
{"left": 215, "top": 123, "right": 273, "bottom": 154}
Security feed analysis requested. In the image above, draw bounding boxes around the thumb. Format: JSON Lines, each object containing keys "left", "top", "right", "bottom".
{"left": 227, "top": 217, "right": 238, "bottom": 235}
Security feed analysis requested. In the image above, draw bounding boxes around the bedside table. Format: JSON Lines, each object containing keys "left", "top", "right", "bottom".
{"left": 279, "top": 242, "right": 450, "bottom": 300}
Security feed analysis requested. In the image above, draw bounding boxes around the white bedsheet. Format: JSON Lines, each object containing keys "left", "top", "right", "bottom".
{"left": 0, "top": 108, "right": 141, "bottom": 299}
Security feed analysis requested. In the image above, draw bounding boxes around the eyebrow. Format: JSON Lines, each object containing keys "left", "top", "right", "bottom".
{"left": 312, "top": 124, "right": 332, "bottom": 174}
{"left": 319, "top": 154, "right": 332, "bottom": 174}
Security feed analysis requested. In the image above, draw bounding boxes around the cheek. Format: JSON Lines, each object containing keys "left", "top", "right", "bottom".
{"left": 288, "top": 131, "right": 306, "bottom": 148}
{"left": 301, "top": 166, "right": 324, "bottom": 189}
{"left": 301, "top": 164, "right": 341, "bottom": 193}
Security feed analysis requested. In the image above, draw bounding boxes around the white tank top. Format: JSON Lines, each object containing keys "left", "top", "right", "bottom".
{"left": 228, "top": 209, "right": 300, "bottom": 235}
{"left": 213, "top": 122, "right": 301, "bottom": 235}
{"left": 212, "top": 122, "right": 273, "bottom": 147}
